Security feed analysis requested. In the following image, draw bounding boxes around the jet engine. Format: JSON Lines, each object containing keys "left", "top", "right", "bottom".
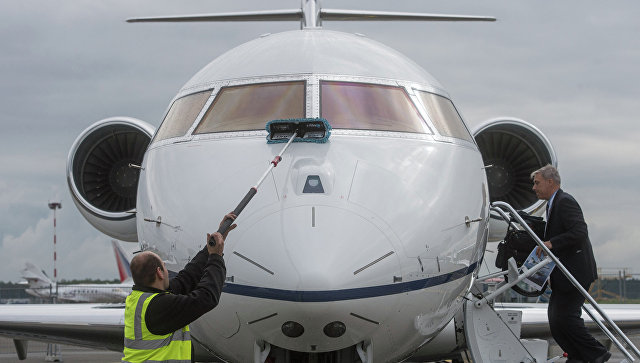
{"left": 473, "top": 118, "right": 557, "bottom": 240}
{"left": 67, "top": 117, "right": 155, "bottom": 242}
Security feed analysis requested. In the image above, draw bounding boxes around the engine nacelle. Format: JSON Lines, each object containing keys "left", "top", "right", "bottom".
{"left": 473, "top": 118, "right": 557, "bottom": 241}
{"left": 67, "top": 117, "right": 155, "bottom": 242}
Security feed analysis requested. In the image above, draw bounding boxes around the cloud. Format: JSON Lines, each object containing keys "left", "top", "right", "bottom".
{"left": 0, "top": 214, "right": 128, "bottom": 282}
{"left": 1, "top": 217, "right": 54, "bottom": 283}
{"left": 593, "top": 226, "right": 640, "bottom": 271}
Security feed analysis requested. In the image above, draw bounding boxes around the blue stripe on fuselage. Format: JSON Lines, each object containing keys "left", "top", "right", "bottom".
{"left": 221, "top": 262, "right": 477, "bottom": 302}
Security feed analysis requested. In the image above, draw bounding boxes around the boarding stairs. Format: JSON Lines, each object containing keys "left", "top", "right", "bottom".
{"left": 464, "top": 201, "right": 640, "bottom": 363}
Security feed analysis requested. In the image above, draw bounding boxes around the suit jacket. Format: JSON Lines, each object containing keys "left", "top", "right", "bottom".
{"left": 545, "top": 189, "right": 598, "bottom": 292}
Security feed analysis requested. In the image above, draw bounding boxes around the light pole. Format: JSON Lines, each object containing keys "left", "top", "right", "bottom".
{"left": 47, "top": 201, "right": 62, "bottom": 361}
{"left": 48, "top": 202, "right": 61, "bottom": 288}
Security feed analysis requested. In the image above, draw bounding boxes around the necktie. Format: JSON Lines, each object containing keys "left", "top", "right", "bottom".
{"left": 544, "top": 202, "right": 550, "bottom": 237}
{"left": 546, "top": 202, "right": 550, "bottom": 219}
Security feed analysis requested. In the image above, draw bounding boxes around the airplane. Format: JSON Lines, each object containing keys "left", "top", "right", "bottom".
{"left": 112, "top": 239, "right": 133, "bottom": 284}
{"left": 1, "top": 1, "right": 640, "bottom": 362}
{"left": 20, "top": 241, "right": 133, "bottom": 303}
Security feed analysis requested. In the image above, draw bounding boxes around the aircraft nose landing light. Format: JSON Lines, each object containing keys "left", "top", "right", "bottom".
{"left": 323, "top": 321, "right": 346, "bottom": 338}
{"left": 282, "top": 321, "right": 305, "bottom": 338}
{"left": 303, "top": 175, "right": 324, "bottom": 193}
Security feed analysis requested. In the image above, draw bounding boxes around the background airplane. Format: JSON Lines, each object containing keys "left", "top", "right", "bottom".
{"left": 112, "top": 240, "right": 133, "bottom": 283}
{"left": 20, "top": 241, "right": 132, "bottom": 303}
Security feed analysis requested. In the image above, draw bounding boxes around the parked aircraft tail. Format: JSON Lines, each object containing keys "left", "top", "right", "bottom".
{"left": 21, "top": 262, "right": 52, "bottom": 287}
{"left": 20, "top": 262, "right": 54, "bottom": 298}
{"left": 112, "top": 240, "right": 132, "bottom": 283}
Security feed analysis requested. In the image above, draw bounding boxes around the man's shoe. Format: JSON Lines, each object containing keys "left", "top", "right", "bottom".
{"left": 592, "top": 351, "right": 611, "bottom": 363}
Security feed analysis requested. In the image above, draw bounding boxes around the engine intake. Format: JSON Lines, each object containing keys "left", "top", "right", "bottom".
{"left": 67, "top": 117, "right": 155, "bottom": 241}
{"left": 473, "top": 118, "right": 557, "bottom": 211}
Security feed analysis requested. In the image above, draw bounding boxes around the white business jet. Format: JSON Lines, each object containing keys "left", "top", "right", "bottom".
{"left": 2, "top": 1, "right": 638, "bottom": 362}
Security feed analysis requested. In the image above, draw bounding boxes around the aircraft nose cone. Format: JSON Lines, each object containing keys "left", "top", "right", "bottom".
{"left": 226, "top": 205, "right": 401, "bottom": 352}
{"left": 229, "top": 205, "right": 400, "bottom": 294}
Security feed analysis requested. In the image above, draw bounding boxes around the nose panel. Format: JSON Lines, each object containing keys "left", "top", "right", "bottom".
{"left": 229, "top": 205, "right": 399, "bottom": 291}
{"left": 226, "top": 205, "right": 401, "bottom": 351}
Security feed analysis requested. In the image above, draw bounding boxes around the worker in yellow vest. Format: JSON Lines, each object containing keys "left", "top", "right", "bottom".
{"left": 123, "top": 213, "right": 236, "bottom": 363}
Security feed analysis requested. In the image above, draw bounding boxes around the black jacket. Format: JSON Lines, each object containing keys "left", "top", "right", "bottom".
{"left": 545, "top": 189, "right": 598, "bottom": 291}
{"left": 131, "top": 248, "right": 226, "bottom": 335}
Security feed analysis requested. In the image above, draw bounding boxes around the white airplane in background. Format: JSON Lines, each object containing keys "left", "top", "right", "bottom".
{"left": 2, "top": 1, "right": 640, "bottom": 362}
{"left": 20, "top": 241, "right": 133, "bottom": 303}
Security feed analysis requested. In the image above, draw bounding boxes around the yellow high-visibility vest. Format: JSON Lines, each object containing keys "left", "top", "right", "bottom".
{"left": 123, "top": 290, "right": 191, "bottom": 363}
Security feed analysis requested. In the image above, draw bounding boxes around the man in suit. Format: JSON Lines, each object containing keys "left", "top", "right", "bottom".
{"left": 531, "top": 165, "right": 610, "bottom": 363}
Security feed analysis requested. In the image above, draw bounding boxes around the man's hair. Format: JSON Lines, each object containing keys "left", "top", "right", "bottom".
{"left": 130, "top": 252, "right": 164, "bottom": 287}
{"left": 530, "top": 164, "right": 561, "bottom": 185}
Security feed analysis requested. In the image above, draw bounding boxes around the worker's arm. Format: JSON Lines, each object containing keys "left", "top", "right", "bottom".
{"left": 145, "top": 214, "right": 235, "bottom": 335}
{"left": 168, "top": 212, "right": 236, "bottom": 295}
{"left": 167, "top": 247, "right": 210, "bottom": 295}
{"left": 145, "top": 253, "right": 226, "bottom": 335}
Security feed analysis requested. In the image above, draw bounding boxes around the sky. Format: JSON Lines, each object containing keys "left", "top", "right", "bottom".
{"left": 1, "top": 1, "right": 639, "bottom": 282}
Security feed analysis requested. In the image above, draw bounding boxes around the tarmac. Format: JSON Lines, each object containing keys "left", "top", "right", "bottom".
{"left": 2, "top": 334, "right": 640, "bottom": 362}
{"left": 0, "top": 337, "right": 123, "bottom": 362}
{"left": 547, "top": 333, "right": 640, "bottom": 362}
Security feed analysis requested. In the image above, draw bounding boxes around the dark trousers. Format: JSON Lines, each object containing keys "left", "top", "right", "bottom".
{"left": 548, "top": 283, "right": 607, "bottom": 361}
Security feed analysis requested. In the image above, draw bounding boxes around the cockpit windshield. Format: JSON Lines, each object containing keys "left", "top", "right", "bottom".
{"left": 153, "top": 90, "right": 211, "bottom": 143}
{"left": 320, "top": 81, "right": 429, "bottom": 134}
{"left": 415, "top": 90, "right": 473, "bottom": 143}
{"left": 152, "top": 80, "right": 473, "bottom": 144}
{"left": 194, "top": 81, "right": 305, "bottom": 134}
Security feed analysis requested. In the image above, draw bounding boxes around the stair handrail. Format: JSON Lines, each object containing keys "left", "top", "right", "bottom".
{"left": 491, "top": 201, "right": 640, "bottom": 361}
{"left": 476, "top": 255, "right": 553, "bottom": 305}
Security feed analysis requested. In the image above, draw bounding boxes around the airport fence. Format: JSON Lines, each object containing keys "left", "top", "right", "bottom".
{"left": 477, "top": 275, "right": 640, "bottom": 304}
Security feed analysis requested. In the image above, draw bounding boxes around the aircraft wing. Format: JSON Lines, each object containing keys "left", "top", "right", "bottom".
{"left": 411, "top": 302, "right": 640, "bottom": 361}
{"left": 2, "top": 302, "right": 640, "bottom": 361}
{"left": 0, "top": 303, "right": 218, "bottom": 361}
{"left": 497, "top": 302, "right": 640, "bottom": 338}
{"left": 0, "top": 303, "right": 124, "bottom": 351}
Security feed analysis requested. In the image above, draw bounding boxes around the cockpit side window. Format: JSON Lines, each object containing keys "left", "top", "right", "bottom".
{"left": 320, "top": 81, "right": 429, "bottom": 133}
{"left": 153, "top": 90, "right": 211, "bottom": 143}
{"left": 416, "top": 91, "right": 474, "bottom": 143}
{"left": 194, "top": 81, "right": 305, "bottom": 134}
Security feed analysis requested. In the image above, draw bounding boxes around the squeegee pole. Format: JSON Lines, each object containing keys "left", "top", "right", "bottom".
{"left": 211, "top": 132, "right": 298, "bottom": 246}
{"left": 255, "top": 131, "right": 298, "bottom": 187}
